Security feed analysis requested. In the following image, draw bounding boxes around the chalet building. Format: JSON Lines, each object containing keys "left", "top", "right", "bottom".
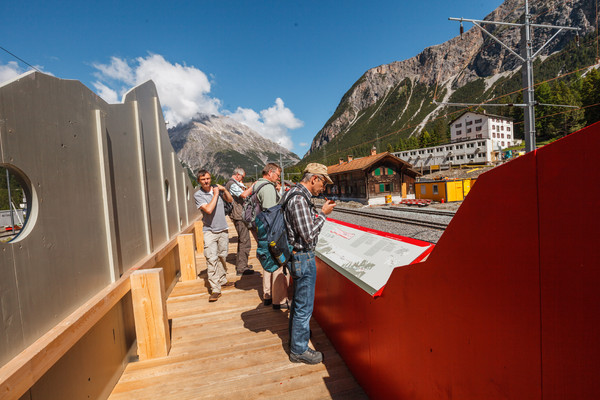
{"left": 326, "top": 147, "right": 420, "bottom": 205}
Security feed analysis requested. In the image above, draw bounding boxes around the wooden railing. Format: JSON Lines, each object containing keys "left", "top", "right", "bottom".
{"left": 0, "top": 219, "right": 204, "bottom": 400}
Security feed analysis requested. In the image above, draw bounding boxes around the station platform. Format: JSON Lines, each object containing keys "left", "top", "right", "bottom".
{"left": 108, "top": 218, "right": 366, "bottom": 400}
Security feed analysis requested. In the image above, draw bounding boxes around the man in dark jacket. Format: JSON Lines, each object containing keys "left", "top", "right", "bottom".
{"left": 225, "top": 167, "right": 255, "bottom": 276}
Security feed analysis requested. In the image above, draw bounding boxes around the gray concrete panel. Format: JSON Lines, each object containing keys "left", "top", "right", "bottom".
{"left": 0, "top": 73, "right": 113, "bottom": 346}
{"left": 123, "top": 83, "right": 168, "bottom": 250}
{"left": 0, "top": 245, "right": 25, "bottom": 366}
{"left": 104, "top": 102, "right": 151, "bottom": 274}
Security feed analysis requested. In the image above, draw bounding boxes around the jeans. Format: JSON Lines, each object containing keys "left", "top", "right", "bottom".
{"left": 289, "top": 250, "right": 317, "bottom": 355}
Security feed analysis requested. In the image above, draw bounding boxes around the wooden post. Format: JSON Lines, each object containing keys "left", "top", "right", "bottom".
{"left": 178, "top": 234, "right": 197, "bottom": 281}
{"left": 130, "top": 269, "right": 171, "bottom": 360}
{"left": 194, "top": 221, "right": 204, "bottom": 252}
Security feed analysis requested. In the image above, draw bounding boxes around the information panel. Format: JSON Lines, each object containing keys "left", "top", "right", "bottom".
{"left": 316, "top": 218, "right": 434, "bottom": 296}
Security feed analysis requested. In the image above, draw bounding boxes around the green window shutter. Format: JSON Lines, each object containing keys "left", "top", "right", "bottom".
{"left": 387, "top": 168, "right": 394, "bottom": 175}
{"left": 374, "top": 168, "right": 381, "bottom": 176}
{"left": 379, "top": 183, "right": 385, "bottom": 192}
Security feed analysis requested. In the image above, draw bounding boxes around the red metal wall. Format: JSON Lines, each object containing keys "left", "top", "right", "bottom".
{"left": 314, "top": 122, "right": 600, "bottom": 399}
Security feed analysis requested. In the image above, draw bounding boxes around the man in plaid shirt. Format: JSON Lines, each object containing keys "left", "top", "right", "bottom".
{"left": 284, "top": 163, "right": 336, "bottom": 364}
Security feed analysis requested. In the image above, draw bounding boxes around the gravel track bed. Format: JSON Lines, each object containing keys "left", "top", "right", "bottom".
{"left": 328, "top": 209, "right": 444, "bottom": 244}
{"left": 313, "top": 199, "right": 460, "bottom": 244}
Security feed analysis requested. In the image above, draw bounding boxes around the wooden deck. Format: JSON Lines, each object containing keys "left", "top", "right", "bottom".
{"left": 108, "top": 219, "right": 367, "bottom": 399}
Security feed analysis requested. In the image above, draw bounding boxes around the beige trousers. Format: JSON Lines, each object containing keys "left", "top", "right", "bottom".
{"left": 203, "top": 230, "right": 229, "bottom": 293}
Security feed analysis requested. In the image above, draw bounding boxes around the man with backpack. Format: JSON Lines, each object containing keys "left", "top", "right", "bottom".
{"left": 283, "top": 163, "right": 335, "bottom": 364}
{"left": 194, "top": 170, "right": 234, "bottom": 302}
{"left": 225, "top": 167, "right": 255, "bottom": 277}
{"left": 249, "top": 163, "right": 290, "bottom": 309}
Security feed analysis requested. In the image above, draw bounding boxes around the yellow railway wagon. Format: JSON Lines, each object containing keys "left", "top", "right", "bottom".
{"left": 416, "top": 179, "right": 472, "bottom": 202}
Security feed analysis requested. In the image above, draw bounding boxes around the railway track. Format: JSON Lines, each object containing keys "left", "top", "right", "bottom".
{"left": 388, "top": 206, "right": 456, "bottom": 217}
{"left": 332, "top": 206, "right": 450, "bottom": 230}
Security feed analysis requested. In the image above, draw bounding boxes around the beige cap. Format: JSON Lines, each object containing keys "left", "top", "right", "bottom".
{"left": 303, "top": 162, "right": 333, "bottom": 184}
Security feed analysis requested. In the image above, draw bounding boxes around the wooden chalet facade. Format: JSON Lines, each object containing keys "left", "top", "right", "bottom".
{"left": 326, "top": 148, "right": 420, "bottom": 205}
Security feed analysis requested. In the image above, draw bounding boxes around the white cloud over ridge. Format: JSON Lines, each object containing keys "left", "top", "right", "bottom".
{"left": 92, "top": 54, "right": 302, "bottom": 150}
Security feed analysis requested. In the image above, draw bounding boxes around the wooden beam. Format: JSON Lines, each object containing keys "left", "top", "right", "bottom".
{"left": 177, "top": 234, "right": 197, "bottom": 282}
{"left": 130, "top": 269, "right": 171, "bottom": 360}
{"left": 194, "top": 221, "right": 204, "bottom": 253}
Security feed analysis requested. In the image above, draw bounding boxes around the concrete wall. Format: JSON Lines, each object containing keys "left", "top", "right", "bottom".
{"left": 0, "top": 72, "right": 198, "bottom": 377}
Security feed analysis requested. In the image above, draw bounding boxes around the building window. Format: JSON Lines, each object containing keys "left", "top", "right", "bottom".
{"left": 478, "top": 141, "right": 484, "bottom": 146}
{"left": 410, "top": 151, "right": 416, "bottom": 155}
{"left": 421, "top": 185, "right": 426, "bottom": 194}
{"left": 507, "top": 127, "right": 511, "bottom": 132}
{"left": 455, "top": 123, "right": 462, "bottom": 128}
{"left": 493, "top": 132, "right": 496, "bottom": 138}
{"left": 419, "top": 150, "right": 425, "bottom": 154}
{"left": 467, "top": 128, "right": 472, "bottom": 133}
{"left": 476, "top": 126, "right": 482, "bottom": 131}
{"left": 466, "top": 121, "right": 473, "bottom": 126}
{"left": 457, "top": 144, "right": 463, "bottom": 149}
{"left": 475, "top": 118, "right": 482, "bottom": 124}
{"left": 433, "top": 185, "right": 439, "bottom": 195}
{"left": 456, "top": 130, "right": 462, "bottom": 135}
{"left": 501, "top": 141, "right": 505, "bottom": 146}
{"left": 437, "top": 148, "right": 442, "bottom": 152}
{"left": 507, "top": 134, "right": 511, "bottom": 139}
{"left": 501, "top": 126, "right": 504, "bottom": 131}
{"left": 446, "top": 146, "right": 453, "bottom": 151}
{"left": 501, "top": 133, "right": 504, "bottom": 138}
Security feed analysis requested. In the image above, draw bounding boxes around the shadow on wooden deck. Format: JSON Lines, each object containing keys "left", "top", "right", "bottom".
{"left": 108, "top": 219, "right": 367, "bottom": 400}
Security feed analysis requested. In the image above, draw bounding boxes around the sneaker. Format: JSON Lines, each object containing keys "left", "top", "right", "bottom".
{"left": 289, "top": 348, "right": 323, "bottom": 364}
{"left": 273, "top": 301, "right": 289, "bottom": 310}
{"left": 208, "top": 292, "right": 221, "bottom": 302}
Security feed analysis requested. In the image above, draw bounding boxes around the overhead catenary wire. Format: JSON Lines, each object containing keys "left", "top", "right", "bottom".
{"left": 0, "top": 46, "right": 42, "bottom": 73}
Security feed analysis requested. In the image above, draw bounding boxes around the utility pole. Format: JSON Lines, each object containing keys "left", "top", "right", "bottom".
{"left": 6, "top": 169, "right": 15, "bottom": 229}
{"left": 440, "top": 0, "right": 581, "bottom": 153}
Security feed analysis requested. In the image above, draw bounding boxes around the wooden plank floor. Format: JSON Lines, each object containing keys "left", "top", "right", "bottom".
{"left": 109, "top": 219, "right": 367, "bottom": 400}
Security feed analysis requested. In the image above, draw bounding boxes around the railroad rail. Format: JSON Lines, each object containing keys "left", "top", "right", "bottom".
{"left": 332, "top": 207, "right": 450, "bottom": 230}
{"left": 389, "top": 205, "right": 457, "bottom": 217}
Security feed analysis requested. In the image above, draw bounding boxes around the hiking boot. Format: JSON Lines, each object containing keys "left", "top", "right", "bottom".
{"left": 289, "top": 348, "right": 323, "bottom": 364}
{"left": 208, "top": 293, "right": 221, "bottom": 302}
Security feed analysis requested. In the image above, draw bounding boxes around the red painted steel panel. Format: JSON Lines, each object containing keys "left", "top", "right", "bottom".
{"left": 537, "top": 122, "right": 600, "bottom": 400}
{"left": 315, "top": 148, "right": 542, "bottom": 399}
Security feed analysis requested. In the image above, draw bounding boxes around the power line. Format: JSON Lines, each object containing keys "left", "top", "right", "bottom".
{"left": 0, "top": 46, "right": 42, "bottom": 73}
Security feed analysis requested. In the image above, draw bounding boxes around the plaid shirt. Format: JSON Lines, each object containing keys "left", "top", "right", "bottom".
{"left": 283, "top": 184, "right": 326, "bottom": 251}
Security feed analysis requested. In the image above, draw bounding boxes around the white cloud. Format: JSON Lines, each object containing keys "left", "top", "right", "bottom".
{"left": 0, "top": 61, "right": 26, "bottom": 84}
{"left": 92, "top": 54, "right": 220, "bottom": 124}
{"left": 299, "top": 142, "right": 309, "bottom": 147}
{"left": 91, "top": 54, "right": 303, "bottom": 149}
{"left": 227, "top": 98, "right": 303, "bottom": 150}
{"left": 92, "top": 81, "right": 119, "bottom": 103}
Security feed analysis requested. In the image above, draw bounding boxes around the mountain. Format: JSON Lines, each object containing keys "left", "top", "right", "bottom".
{"left": 169, "top": 114, "right": 300, "bottom": 180}
{"left": 304, "top": 0, "right": 597, "bottom": 162}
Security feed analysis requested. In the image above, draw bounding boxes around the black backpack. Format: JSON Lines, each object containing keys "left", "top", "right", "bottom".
{"left": 242, "top": 181, "right": 274, "bottom": 228}
{"left": 220, "top": 192, "right": 233, "bottom": 216}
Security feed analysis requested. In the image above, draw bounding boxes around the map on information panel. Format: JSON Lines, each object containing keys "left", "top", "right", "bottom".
{"left": 316, "top": 219, "right": 434, "bottom": 296}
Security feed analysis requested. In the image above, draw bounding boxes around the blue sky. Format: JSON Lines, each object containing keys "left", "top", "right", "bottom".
{"left": 1, "top": 0, "right": 502, "bottom": 156}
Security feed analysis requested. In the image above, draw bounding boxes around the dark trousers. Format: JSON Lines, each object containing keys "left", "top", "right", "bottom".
{"left": 233, "top": 219, "right": 251, "bottom": 273}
